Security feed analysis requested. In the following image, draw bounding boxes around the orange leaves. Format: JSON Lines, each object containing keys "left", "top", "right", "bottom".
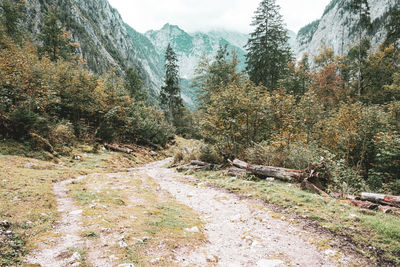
{"left": 311, "top": 63, "right": 345, "bottom": 107}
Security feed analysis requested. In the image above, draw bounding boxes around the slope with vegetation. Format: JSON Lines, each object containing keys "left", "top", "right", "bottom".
{"left": 1, "top": 0, "right": 400, "bottom": 265}
{"left": 0, "top": 0, "right": 174, "bottom": 150}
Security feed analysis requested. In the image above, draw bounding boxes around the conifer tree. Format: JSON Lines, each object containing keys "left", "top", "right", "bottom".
{"left": 0, "top": 0, "right": 24, "bottom": 42}
{"left": 245, "top": 0, "right": 292, "bottom": 91}
{"left": 193, "top": 44, "right": 240, "bottom": 108}
{"left": 125, "top": 67, "right": 146, "bottom": 101}
{"left": 160, "top": 43, "right": 184, "bottom": 126}
{"left": 39, "top": 6, "right": 73, "bottom": 61}
{"left": 347, "top": 0, "right": 371, "bottom": 96}
{"left": 385, "top": 3, "right": 400, "bottom": 54}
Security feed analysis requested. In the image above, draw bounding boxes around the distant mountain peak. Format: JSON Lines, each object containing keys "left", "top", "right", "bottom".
{"left": 160, "top": 23, "right": 184, "bottom": 33}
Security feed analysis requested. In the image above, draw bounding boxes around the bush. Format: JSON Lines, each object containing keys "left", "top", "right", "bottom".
{"left": 9, "top": 107, "right": 38, "bottom": 139}
{"left": 48, "top": 121, "right": 75, "bottom": 155}
{"left": 172, "top": 150, "right": 184, "bottom": 165}
{"left": 29, "top": 133, "right": 53, "bottom": 153}
{"left": 199, "top": 145, "right": 222, "bottom": 164}
{"left": 326, "top": 158, "right": 368, "bottom": 194}
{"left": 369, "top": 131, "right": 400, "bottom": 194}
{"left": 244, "top": 141, "right": 322, "bottom": 170}
{"left": 123, "top": 104, "right": 174, "bottom": 147}
{"left": 48, "top": 121, "right": 75, "bottom": 147}
{"left": 97, "top": 107, "right": 123, "bottom": 142}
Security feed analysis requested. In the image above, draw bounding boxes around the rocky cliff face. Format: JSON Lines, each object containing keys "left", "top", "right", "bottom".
{"left": 295, "top": 0, "right": 397, "bottom": 59}
{"left": 19, "top": 0, "right": 249, "bottom": 108}
{"left": 21, "top": 0, "right": 161, "bottom": 99}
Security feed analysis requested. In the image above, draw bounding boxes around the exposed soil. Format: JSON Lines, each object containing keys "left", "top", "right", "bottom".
{"left": 141, "top": 159, "right": 368, "bottom": 267}
{"left": 26, "top": 158, "right": 371, "bottom": 266}
{"left": 26, "top": 175, "right": 87, "bottom": 266}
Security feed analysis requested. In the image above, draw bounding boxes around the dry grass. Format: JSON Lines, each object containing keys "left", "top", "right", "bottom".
{"left": 165, "top": 136, "right": 204, "bottom": 165}
{"left": 0, "top": 140, "right": 156, "bottom": 265}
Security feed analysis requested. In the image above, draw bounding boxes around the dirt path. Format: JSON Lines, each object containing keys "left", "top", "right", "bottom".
{"left": 141, "top": 158, "right": 359, "bottom": 267}
{"left": 27, "top": 159, "right": 363, "bottom": 266}
{"left": 26, "top": 175, "right": 87, "bottom": 266}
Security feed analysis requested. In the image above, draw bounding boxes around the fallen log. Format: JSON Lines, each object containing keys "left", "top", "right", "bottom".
{"left": 229, "top": 159, "right": 303, "bottom": 182}
{"left": 104, "top": 143, "right": 133, "bottom": 154}
{"left": 379, "top": 205, "right": 400, "bottom": 215}
{"left": 177, "top": 164, "right": 211, "bottom": 172}
{"left": 176, "top": 160, "right": 212, "bottom": 172}
{"left": 347, "top": 199, "right": 379, "bottom": 210}
{"left": 227, "top": 168, "right": 248, "bottom": 177}
{"left": 229, "top": 159, "right": 248, "bottom": 169}
{"left": 190, "top": 160, "right": 210, "bottom": 167}
{"left": 360, "top": 192, "right": 400, "bottom": 208}
{"left": 123, "top": 144, "right": 147, "bottom": 155}
{"left": 301, "top": 179, "right": 329, "bottom": 197}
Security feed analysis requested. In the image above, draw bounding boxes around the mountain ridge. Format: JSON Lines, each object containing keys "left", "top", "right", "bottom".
{"left": 295, "top": 0, "right": 397, "bottom": 58}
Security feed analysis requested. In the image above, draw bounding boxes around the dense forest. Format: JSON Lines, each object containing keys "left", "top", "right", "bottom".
{"left": 1, "top": 0, "right": 399, "bottom": 196}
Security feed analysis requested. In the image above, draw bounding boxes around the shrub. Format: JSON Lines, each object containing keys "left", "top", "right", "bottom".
{"left": 172, "top": 150, "right": 184, "bottom": 165}
{"left": 369, "top": 131, "right": 400, "bottom": 194}
{"left": 9, "top": 107, "right": 38, "bottom": 139}
{"left": 48, "top": 121, "right": 75, "bottom": 147}
{"left": 29, "top": 133, "right": 53, "bottom": 153}
{"left": 326, "top": 158, "right": 368, "bottom": 194}
{"left": 123, "top": 104, "right": 174, "bottom": 147}
{"left": 48, "top": 121, "right": 75, "bottom": 155}
{"left": 199, "top": 145, "right": 222, "bottom": 164}
{"left": 244, "top": 141, "right": 322, "bottom": 170}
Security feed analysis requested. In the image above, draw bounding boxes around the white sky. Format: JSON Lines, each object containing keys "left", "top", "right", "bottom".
{"left": 107, "top": 0, "right": 332, "bottom": 34}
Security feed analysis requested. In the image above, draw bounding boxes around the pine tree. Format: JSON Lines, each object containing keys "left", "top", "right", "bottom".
{"left": 39, "top": 6, "right": 73, "bottom": 61}
{"left": 245, "top": 0, "right": 292, "bottom": 91}
{"left": 193, "top": 44, "right": 240, "bottom": 108}
{"left": 385, "top": 2, "right": 400, "bottom": 54}
{"left": 280, "top": 54, "right": 311, "bottom": 99}
{"left": 347, "top": 0, "right": 371, "bottom": 97}
{"left": 0, "top": 0, "right": 24, "bottom": 43}
{"left": 125, "top": 67, "right": 146, "bottom": 101}
{"left": 160, "top": 43, "right": 184, "bottom": 126}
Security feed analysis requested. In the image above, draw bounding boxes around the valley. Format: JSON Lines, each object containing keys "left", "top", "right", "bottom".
{"left": 1, "top": 0, "right": 400, "bottom": 266}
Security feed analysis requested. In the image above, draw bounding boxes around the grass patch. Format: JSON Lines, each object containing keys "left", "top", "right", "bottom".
{"left": 0, "top": 139, "right": 152, "bottom": 265}
{"left": 192, "top": 170, "right": 400, "bottom": 265}
{"left": 67, "top": 247, "right": 90, "bottom": 267}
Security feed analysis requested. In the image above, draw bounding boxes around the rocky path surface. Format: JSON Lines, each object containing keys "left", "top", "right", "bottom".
{"left": 142, "top": 158, "right": 358, "bottom": 267}
{"left": 27, "top": 159, "right": 362, "bottom": 267}
{"left": 27, "top": 175, "right": 87, "bottom": 266}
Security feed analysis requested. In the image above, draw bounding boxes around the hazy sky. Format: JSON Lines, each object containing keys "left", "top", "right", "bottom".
{"left": 107, "top": 0, "right": 331, "bottom": 34}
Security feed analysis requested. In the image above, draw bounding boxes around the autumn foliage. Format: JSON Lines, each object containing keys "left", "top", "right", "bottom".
{"left": 0, "top": 4, "right": 172, "bottom": 150}
{"left": 194, "top": 41, "right": 400, "bottom": 194}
